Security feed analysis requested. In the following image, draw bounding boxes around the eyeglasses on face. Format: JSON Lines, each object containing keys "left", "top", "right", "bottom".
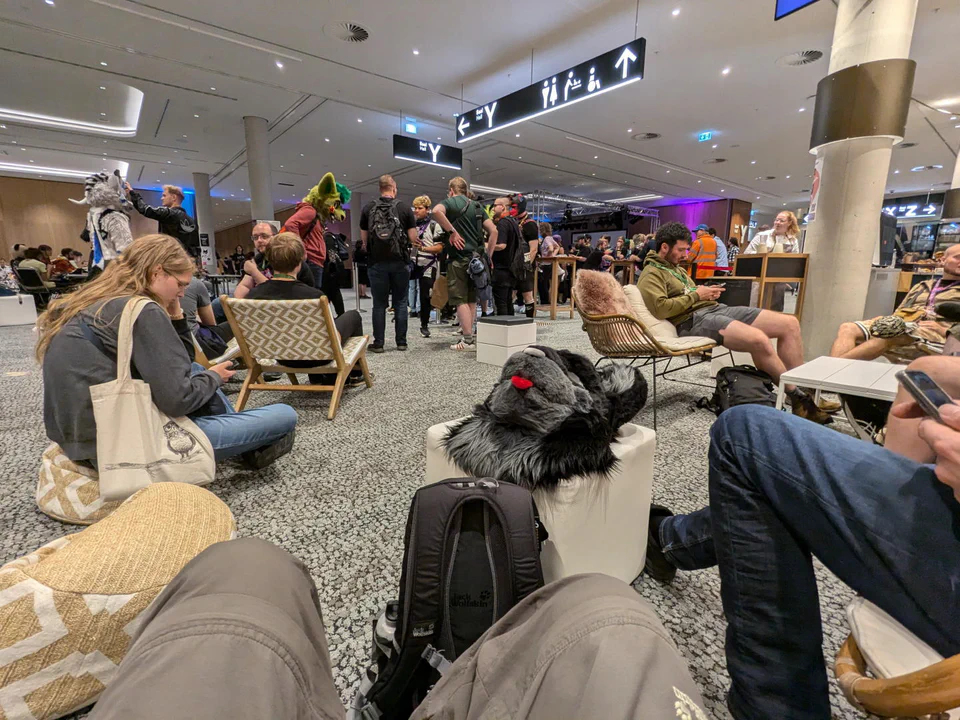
{"left": 251, "top": 233, "right": 272, "bottom": 240}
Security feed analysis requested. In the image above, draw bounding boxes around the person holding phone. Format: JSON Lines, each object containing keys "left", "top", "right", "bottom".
{"left": 640, "top": 353, "right": 960, "bottom": 719}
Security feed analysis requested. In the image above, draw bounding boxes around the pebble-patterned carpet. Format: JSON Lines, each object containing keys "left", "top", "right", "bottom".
{"left": 0, "top": 306, "right": 870, "bottom": 719}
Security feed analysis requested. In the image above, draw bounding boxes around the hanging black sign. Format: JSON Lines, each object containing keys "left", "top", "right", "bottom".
{"left": 393, "top": 135, "right": 463, "bottom": 170}
{"left": 456, "top": 38, "right": 646, "bottom": 143}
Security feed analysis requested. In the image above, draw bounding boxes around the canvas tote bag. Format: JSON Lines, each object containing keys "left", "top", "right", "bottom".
{"left": 90, "top": 296, "right": 216, "bottom": 501}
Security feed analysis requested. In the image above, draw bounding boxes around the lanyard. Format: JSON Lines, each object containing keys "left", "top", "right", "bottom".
{"left": 927, "top": 278, "right": 959, "bottom": 311}
{"left": 649, "top": 259, "right": 695, "bottom": 289}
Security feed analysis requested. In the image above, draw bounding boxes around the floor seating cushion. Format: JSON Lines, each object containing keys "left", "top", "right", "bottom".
{"left": 425, "top": 419, "right": 656, "bottom": 585}
{"left": 36, "top": 444, "right": 121, "bottom": 526}
{"left": 0, "top": 483, "right": 235, "bottom": 720}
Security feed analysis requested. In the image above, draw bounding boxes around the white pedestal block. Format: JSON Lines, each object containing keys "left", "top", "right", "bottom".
{"left": 476, "top": 317, "right": 536, "bottom": 368}
{"left": 0, "top": 294, "right": 38, "bottom": 326}
{"left": 425, "top": 419, "right": 656, "bottom": 585}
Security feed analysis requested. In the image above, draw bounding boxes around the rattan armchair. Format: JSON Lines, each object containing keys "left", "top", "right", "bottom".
{"left": 836, "top": 633, "right": 960, "bottom": 718}
{"left": 573, "top": 290, "right": 715, "bottom": 429}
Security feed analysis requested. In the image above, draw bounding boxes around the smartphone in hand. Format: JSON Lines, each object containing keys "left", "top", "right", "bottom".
{"left": 896, "top": 370, "right": 956, "bottom": 424}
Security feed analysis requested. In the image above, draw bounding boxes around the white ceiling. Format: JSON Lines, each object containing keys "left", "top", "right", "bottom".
{"left": 0, "top": 0, "right": 957, "bottom": 231}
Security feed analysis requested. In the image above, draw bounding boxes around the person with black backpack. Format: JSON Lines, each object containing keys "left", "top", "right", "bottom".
{"left": 359, "top": 175, "right": 420, "bottom": 353}
{"left": 125, "top": 183, "right": 199, "bottom": 257}
{"left": 489, "top": 196, "right": 524, "bottom": 315}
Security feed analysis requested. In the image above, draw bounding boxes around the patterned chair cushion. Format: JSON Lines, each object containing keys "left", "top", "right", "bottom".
{"left": 1, "top": 483, "right": 235, "bottom": 720}
{"left": 36, "top": 444, "right": 121, "bottom": 526}
{"left": 227, "top": 298, "right": 337, "bottom": 361}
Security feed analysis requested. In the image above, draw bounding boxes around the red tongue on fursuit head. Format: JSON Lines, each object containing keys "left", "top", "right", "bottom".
{"left": 511, "top": 376, "right": 534, "bottom": 390}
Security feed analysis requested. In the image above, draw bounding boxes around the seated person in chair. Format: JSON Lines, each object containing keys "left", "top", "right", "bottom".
{"left": 643, "top": 353, "right": 960, "bottom": 720}
{"left": 233, "top": 222, "right": 314, "bottom": 299}
{"left": 17, "top": 247, "right": 56, "bottom": 289}
{"left": 245, "top": 233, "right": 363, "bottom": 383}
{"left": 638, "top": 221, "right": 830, "bottom": 423}
{"left": 830, "top": 242, "right": 960, "bottom": 362}
{"left": 38, "top": 234, "right": 297, "bottom": 470}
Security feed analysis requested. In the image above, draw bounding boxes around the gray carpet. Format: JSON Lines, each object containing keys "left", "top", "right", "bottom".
{"left": 0, "top": 308, "right": 867, "bottom": 719}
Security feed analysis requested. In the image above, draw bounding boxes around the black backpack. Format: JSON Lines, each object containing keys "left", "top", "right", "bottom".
{"left": 370, "top": 198, "right": 409, "bottom": 260}
{"left": 351, "top": 478, "right": 545, "bottom": 720}
{"left": 698, "top": 365, "right": 777, "bottom": 417}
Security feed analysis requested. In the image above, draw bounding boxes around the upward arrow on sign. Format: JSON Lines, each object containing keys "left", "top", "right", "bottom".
{"left": 615, "top": 48, "right": 638, "bottom": 79}
{"left": 457, "top": 116, "right": 470, "bottom": 137}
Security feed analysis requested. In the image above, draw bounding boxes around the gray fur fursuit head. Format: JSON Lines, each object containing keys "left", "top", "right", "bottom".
{"left": 442, "top": 346, "right": 648, "bottom": 491}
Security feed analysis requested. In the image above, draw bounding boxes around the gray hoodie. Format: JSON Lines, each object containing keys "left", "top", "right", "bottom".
{"left": 42, "top": 296, "right": 221, "bottom": 462}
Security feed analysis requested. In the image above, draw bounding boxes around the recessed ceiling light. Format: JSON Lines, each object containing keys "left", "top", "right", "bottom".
{"left": 798, "top": 107, "right": 806, "bottom": 112}
{"left": 100, "top": 112, "right": 106, "bottom": 116}
{"left": 45, "top": 0, "right": 55, "bottom": 5}
{"left": 182, "top": 134, "right": 187, "bottom": 138}
{"left": 100, "top": 61, "right": 108, "bottom": 66}
{"left": 555, "top": 164, "right": 559, "bottom": 167}
{"left": 210, "top": 86, "right": 216, "bottom": 91}
{"left": 697, "top": 180, "right": 701, "bottom": 183}
{"left": 161, "top": 170, "right": 166, "bottom": 173}
{"left": 324, "top": 138, "right": 330, "bottom": 142}
{"left": 357, "top": 118, "right": 363, "bottom": 123}
{"left": 518, "top": 156, "right": 522, "bottom": 159}
{"left": 280, "top": 165, "right": 284, "bottom": 168}
{"left": 368, "top": 164, "right": 372, "bottom": 167}
{"left": 627, "top": 128, "right": 633, "bottom": 133}
{"left": 0, "top": 124, "right": 4, "bottom": 128}
{"left": 240, "top": 188, "right": 244, "bottom": 191}
{"left": 102, "top": 152, "right": 107, "bottom": 156}
{"left": 412, "top": 49, "right": 420, "bottom": 55}
{"left": 193, "top": 114, "right": 200, "bottom": 118}
{"left": 666, "top": 169, "right": 670, "bottom": 173}
{"left": 786, "top": 175, "right": 791, "bottom": 179}
{"left": 783, "top": 202, "right": 787, "bottom": 206}
{"left": 29, "top": 159, "right": 34, "bottom": 163}
{"left": 275, "top": 60, "right": 284, "bottom": 69}
{"left": 438, "top": 136, "right": 442, "bottom": 140}
{"left": 167, "top": 160, "right": 171, "bottom": 164}
{"left": 300, "top": 153, "right": 305, "bottom": 156}
{"left": 951, "top": 116, "right": 958, "bottom": 121}
{"left": 751, "top": 160, "right": 756, "bottom": 164}
{"left": 712, "top": 144, "right": 718, "bottom": 149}
{"left": 721, "top": 67, "right": 731, "bottom": 75}
{"left": 672, "top": 7, "right": 680, "bottom": 15}
{"left": 592, "top": 173, "right": 596, "bottom": 176}
{"left": 721, "top": 189, "right": 725, "bottom": 192}
{"left": 231, "top": 194, "right": 235, "bottom": 197}
{"left": 756, "top": 196, "right": 760, "bottom": 199}
{"left": 894, "top": 169, "right": 900, "bottom": 174}
{"left": 103, "top": 139, "right": 107, "bottom": 143}
{"left": 99, "top": 86, "right": 106, "bottom": 91}
{"left": 11, "top": 141, "right": 16, "bottom": 144}
{"left": 20, "top": 147, "right": 25, "bottom": 150}
{"left": 516, "top": 133, "right": 520, "bottom": 137}
{"left": 594, "top": 155, "right": 598, "bottom": 159}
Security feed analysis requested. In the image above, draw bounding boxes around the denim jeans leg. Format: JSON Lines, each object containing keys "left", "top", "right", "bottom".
{"left": 659, "top": 508, "right": 716, "bottom": 570}
{"left": 191, "top": 404, "right": 298, "bottom": 461}
{"left": 708, "top": 405, "right": 960, "bottom": 720}
{"left": 305, "top": 260, "right": 323, "bottom": 289}
{"left": 367, "top": 264, "right": 388, "bottom": 347}
{"left": 210, "top": 297, "right": 227, "bottom": 324}
{"left": 408, "top": 278, "right": 419, "bottom": 313}
{"left": 390, "top": 262, "right": 410, "bottom": 345}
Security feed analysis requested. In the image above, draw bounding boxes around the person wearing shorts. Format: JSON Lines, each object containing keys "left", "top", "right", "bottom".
{"left": 638, "top": 221, "right": 830, "bottom": 424}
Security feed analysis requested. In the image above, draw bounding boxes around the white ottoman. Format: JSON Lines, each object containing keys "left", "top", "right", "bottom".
{"left": 0, "top": 294, "right": 38, "bottom": 326}
{"left": 476, "top": 316, "right": 536, "bottom": 367}
{"left": 425, "top": 419, "right": 656, "bottom": 584}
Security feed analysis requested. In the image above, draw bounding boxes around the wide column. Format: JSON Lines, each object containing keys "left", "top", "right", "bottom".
{"left": 461, "top": 159, "right": 471, "bottom": 188}
{"left": 243, "top": 116, "right": 274, "bottom": 222}
{"left": 349, "top": 191, "right": 364, "bottom": 311}
{"left": 799, "top": 0, "right": 918, "bottom": 358}
{"left": 192, "top": 171, "right": 217, "bottom": 274}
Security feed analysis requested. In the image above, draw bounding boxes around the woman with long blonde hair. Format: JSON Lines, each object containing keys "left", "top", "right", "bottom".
{"left": 745, "top": 210, "right": 801, "bottom": 254}
{"left": 40, "top": 234, "right": 296, "bottom": 469}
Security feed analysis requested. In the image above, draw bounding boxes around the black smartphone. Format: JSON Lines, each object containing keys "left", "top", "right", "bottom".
{"left": 896, "top": 370, "right": 956, "bottom": 424}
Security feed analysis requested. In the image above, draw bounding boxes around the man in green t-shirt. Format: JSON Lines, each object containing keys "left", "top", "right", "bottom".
{"left": 431, "top": 177, "right": 498, "bottom": 350}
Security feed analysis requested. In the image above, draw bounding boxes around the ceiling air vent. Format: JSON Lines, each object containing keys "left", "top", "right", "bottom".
{"left": 278, "top": 182, "right": 295, "bottom": 187}
{"left": 765, "top": 175, "right": 777, "bottom": 180}
{"left": 703, "top": 158, "right": 727, "bottom": 164}
{"left": 897, "top": 141, "right": 918, "bottom": 149}
{"left": 776, "top": 50, "right": 824, "bottom": 67}
{"left": 631, "top": 132, "right": 661, "bottom": 141}
{"left": 323, "top": 22, "right": 370, "bottom": 43}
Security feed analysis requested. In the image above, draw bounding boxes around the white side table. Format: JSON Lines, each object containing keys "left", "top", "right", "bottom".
{"left": 775, "top": 356, "right": 901, "bottom": 410}
{"left": 0, "top": 294, "right": 38, "bottom": 326}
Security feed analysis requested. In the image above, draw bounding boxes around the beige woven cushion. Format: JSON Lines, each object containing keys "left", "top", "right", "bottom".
{"left": 622, "top": 285, "right": 677, "bottom": 339}
{"left": 1, "top": 483, "right": 235, "bottom": 720}
{"left": 657, "top": 335, "right": 716, "bottom": 351}
{"left": 36, "top": 444, "right": 122, "bottom": 526}
{"left": 228, "top": 298, "right": 337, "bottom": 361}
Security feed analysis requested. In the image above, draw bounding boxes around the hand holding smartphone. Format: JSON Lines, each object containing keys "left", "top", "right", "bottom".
{"left": 896, "top": 370, "right": 956, "bottom": 424}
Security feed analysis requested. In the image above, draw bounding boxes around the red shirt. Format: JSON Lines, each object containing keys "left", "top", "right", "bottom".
{"left": 283, "top": 203, "right": 326, "bottom": 266}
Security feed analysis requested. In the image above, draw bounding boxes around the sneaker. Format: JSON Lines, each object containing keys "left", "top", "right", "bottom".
{"left": 262, "top": 372, "right": 283, "bottom": 382}
{"left": 370, "top": 344, "right": 385, "bottom": 354}
{"left": 410, "top": 309, "right": 419, "bottom": 317}
{"left": 451, "top": 338, "right": 476, "bottom": 351}
{"left": 644, "top": 505, "right": 677, "bottom": 584}
{"left": 816, "top": 397, "right": 842, "bottom": 414}
{"left": 420, "top": 327, "right": 431, "bottom": 338}
{"left": 397, "top": 344, "right": 408, "bottom": 351}
{"left": 241, "top": 430, "right": 295, "bottom": 470}
{"left": 791, "top": 393, "right": 833, "bottom": 425}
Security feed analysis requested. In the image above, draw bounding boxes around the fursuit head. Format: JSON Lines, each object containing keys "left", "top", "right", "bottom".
{"left": 442, "top": 346, "right": 647, "bottom": 492}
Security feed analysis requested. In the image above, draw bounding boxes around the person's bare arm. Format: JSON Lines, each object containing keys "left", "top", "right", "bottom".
{"left": 243, "top": 259, "right": 268, "bottom": 286}
{"left": 407, "top": 227, "right": 420, "bottom": 249}
{"left": 360, "top": 229, "right": 369, "bottom": 253}
{"left": 893, "top": 400, "right": 960, "bottom": 502}
{"left": 431, "top": 204, "right": 465, "bottom": 250}
{"left": 527, "top": 240, "right": 538, "bottom": 264}
{"left": 197, "top": 304, "right": 217, "bottom": 327}
{"left": 482, "top": 219, "right": 499, "bottom": 260}
{"left": 233, "top": 274, "right": 255, "bottom": 299}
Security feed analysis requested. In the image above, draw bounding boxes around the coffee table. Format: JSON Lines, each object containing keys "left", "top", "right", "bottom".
{"left": 775, "top": 356, "right": 902, "bottom": 411}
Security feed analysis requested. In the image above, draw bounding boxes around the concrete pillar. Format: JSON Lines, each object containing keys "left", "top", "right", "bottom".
{"left": 944, "top": 151, "right": 960, "bottom": 222}
{"left": 192, "top": 171, "right": 217, "bottom": 274}
{"left": 349, "top": 191, "right": 364, "bottom": 311}
{"left": 461, "top": 158, "right": 471, "bottom": 188}
{"left": 243, "top": 116, "right": 274, "bottom": 223}
{"left": 799, "top": 0, "right": 919, "bottom": 358}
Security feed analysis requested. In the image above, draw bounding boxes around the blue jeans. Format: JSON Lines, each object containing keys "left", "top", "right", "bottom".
{"left": 408, "top": 277, "right": 419, "bottom": 313}
{"left": 210, "top": 296, "right": 226, "bottom": 324}
{"left": 189, "top": 364, "right": 297, "bottom": 461}
{"left": 368, "top": 260, "right": 410, "bottom": 347}
{"left": 660, "top": 405, "right": 960, "bottom": 720}
{"left": 305, "top": 260, "right": 323, "bottom": 289}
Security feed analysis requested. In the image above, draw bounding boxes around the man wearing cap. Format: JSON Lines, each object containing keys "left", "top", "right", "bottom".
{"left": 689, "top": 224, "right": 719, "bottom": 279}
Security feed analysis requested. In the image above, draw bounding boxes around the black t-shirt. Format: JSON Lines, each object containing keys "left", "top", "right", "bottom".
{"left": 246, "top": 279, "right": 324, "bottom": 301}
{"left": 519, "top": 217, "right": 539, "bottom": 258}
{"left": 584, "top": 249, "right": 606, "bottom": 271}
{"left": 359, "top": 197, "right": 417, "bottom": 265}
{"left": 492, "top": 216, "right": 522, "bottom": 271}
{"left": 254, "top": 252, "right": 315, "bottom": 288}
